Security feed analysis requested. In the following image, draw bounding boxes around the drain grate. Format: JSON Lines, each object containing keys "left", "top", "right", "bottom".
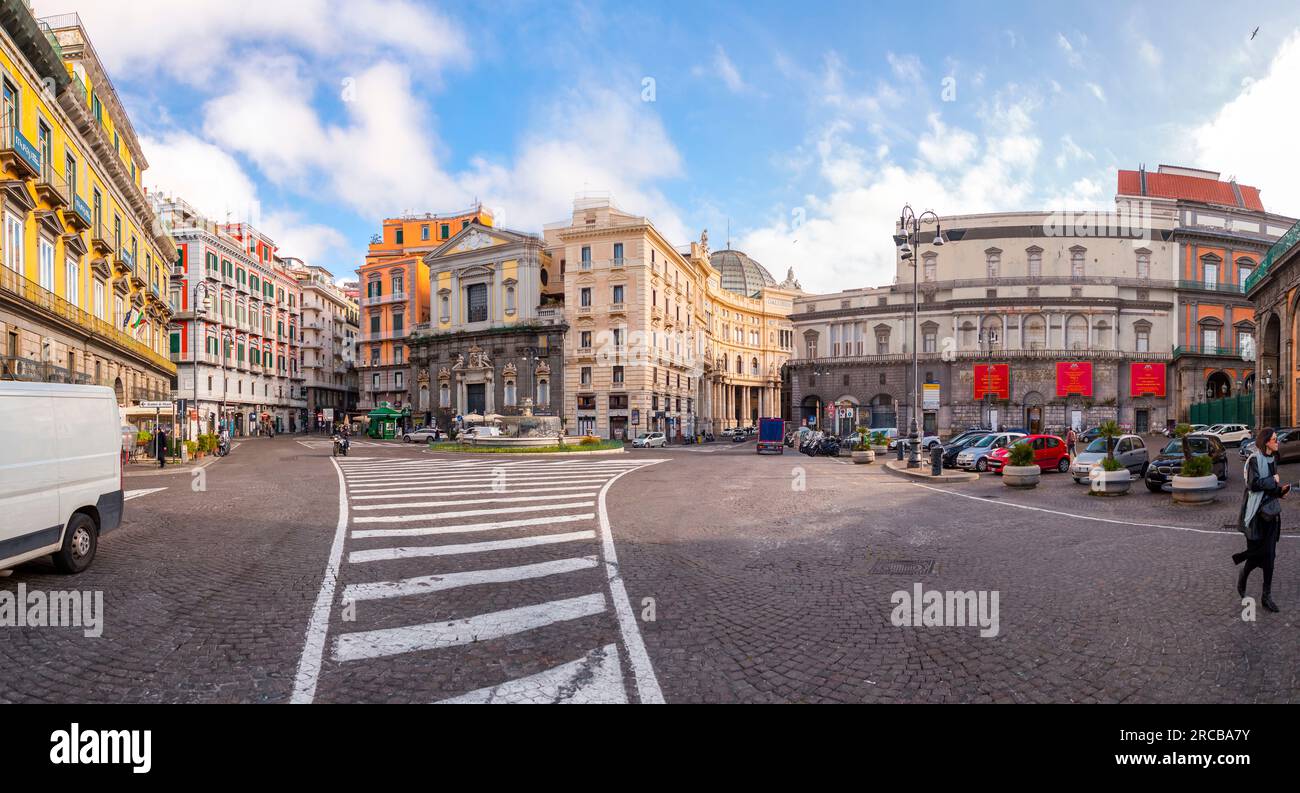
{"left": 870, "top": 559, "right": 936, "bottom": 576}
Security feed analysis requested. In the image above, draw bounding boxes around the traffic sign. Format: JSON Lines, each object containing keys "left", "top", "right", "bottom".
{"left": 140, "top": 400, "right": 173, "bottom": 409}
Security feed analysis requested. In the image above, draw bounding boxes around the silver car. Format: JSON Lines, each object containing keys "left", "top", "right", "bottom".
{"left": 1070, "top": 434, "right": 1148, "bottom": 482}
{"left": 955, "top": 432, "right": 1026, "bottom": 472}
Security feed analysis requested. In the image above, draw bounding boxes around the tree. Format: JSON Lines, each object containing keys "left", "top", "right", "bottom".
{"left": 1098, "top": 420, "right": 1122, "bottom": 462}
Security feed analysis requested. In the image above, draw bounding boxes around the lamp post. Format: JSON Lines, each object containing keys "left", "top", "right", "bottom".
{"left": 896, "top": 205, "right": 944, "bottom": 468}
{"left": 221, "top": 328, "right": 232, "bottom": 436}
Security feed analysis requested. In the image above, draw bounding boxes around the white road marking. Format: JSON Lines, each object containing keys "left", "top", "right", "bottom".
{"left": 436, "top": 644, "right": 625, "bottom": 704}
{"left": 347, "top": 477, "right": 616, "bottom": 492}
{"left": 352, "top": 513, "right": 596, "bottom": 539}
{"left": 349, "top": 485, "right": 603, "bottom": 500}
{"left": 343, "top": 556, "right": 599, "bottom": 602}
{"left": 352, "top": 501, "right": 595, "bottom": 524}
{"left": 333, "top": 593, "right": 607, "bottom": 662}
{"left": 594, "top": 463, "right": 666, "bottom": 704}
{"left": 290, "top": 457, "right": 350, "bottom": 705}
{"left": 124, "top": 487, "right": 167, "bottom": 501}
{"left": 911, "top": 481, "right": 1298, "bottom": 538}
{"left": 347, "top": 531, "right": 597, "bottom": 563}
{"left": 345, "top": 475, "right": 620, "bottom": 488}
{"left": 353, "top": 493, "right": 602, "bottom": 510}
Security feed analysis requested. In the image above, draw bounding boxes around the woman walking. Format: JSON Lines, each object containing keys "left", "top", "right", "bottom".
{"left": 1235, "top": 427, "right": 1287, "bottom": 612}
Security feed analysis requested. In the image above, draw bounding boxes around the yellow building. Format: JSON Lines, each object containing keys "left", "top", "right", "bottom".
{"left": 0, "top": 9, "right": 174, "bottom": 406}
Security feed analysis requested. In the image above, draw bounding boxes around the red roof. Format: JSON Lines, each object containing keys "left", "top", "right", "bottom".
{"left": 1117, "top": 169, "right": 1264, "bottom": 212}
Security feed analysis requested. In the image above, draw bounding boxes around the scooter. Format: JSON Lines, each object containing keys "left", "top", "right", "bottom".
{"left": 215, "top": 437, "right": 230, "bottom": 457}
{"left": 332, "top": 434, "right": 349, "bottom": 457}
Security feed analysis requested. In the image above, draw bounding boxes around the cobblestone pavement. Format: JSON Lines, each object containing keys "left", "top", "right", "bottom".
{"left": 1, "top": 437, "right": 1296, "bottom": 702}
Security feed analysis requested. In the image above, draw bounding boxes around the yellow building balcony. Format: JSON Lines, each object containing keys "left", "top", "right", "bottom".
{"left": 0, "top": 124, "right": 40, "bottom": 182}
{"left": 91, "top": 218, "right": 116, "bottom": 257}
{"left": 34, "top": 160, "right": 70, "bottom": 210}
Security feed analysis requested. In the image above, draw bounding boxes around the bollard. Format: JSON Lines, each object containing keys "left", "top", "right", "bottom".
{"left": 896, "top": 441, "right": 904, "bottom": 461}
{"left": 931, "top": 444, "right": 943, "bottom": 476}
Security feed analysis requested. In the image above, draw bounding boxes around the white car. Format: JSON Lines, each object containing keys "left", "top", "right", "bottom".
{"left": 403, "top": 427, "right": 441, "bottom": 443}
{"left": 1197, "top": 423, "right": 1251, "bottom": 446}
{"left": 632, "top": 432, "right": 667, "bottom": 448}
{"left": 1, "top": 383, "right": 124, "bottom": 574}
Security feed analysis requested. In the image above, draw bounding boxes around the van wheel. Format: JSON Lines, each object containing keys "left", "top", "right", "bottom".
{"left": 53, "top": 513, "right": 97, "bottom": 574}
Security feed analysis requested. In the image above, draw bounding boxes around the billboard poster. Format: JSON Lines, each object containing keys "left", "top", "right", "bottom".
{"left": 923, "top": 383, "right": 940, "bottom": 409}
{"left": 973, "top": 364, "right": 1009, "bottom": 400}
{"left": 1055, "top": 361, "right": 1093, "bottom": 397}
{"left": 1129, "top": 362, "right": 1167, "bottom": 397}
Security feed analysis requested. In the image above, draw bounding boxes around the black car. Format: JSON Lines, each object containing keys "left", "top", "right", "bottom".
{"left": 941, "top": 432, "right": 990, "bottom": 468}
{"left": 1144, "top": 435, "right": 1228, "bottom": 493}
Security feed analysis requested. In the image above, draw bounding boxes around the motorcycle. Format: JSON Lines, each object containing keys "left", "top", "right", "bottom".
{"left": 332, "top": 434, "right": 349, "bottom": 457}
{"left": 215, "top": 437, "right": 230, "bottom": 457}
{"left": 799, "top": 430, "right": 823, "bottom": 456}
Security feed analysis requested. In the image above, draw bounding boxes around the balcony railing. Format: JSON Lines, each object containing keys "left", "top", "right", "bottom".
{"left": 35, "top": 160, "right": 70, "bottom": 208}
{"left": 0, "top": 265, "right": 174, "bottom": 374}
{"left": 1244, "top": 218, "right": 1300, "bottom": 293}
{"left": 361, "top": 291, "right": 407, "bottom": 306}
{"left": 1177, "top": 279, "right": 1245, "bottom": 296}
{"left": 0, "top": 356, "right": 101, "bottom": 385}
{"left": 1173, "top": 344, "right": 1242, "bottom": 358}
{"left": 0, "top": 124, "right": 40, "bottom": 179}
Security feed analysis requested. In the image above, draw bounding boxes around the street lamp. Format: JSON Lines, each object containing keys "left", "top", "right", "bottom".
{"left": 896, "top": 204, "right": 944, "bottom": 469}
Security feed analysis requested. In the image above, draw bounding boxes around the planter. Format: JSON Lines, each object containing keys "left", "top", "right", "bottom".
{"left": 870, "top": 445, "right": 889, "bottom": 455}
{"left": 1001, "top": 464, "right": 1040, "bottom": 488}
{"left": 1088, "top": 467, "right": 1132, "bottom": 496}
{"left": 851, "top": 449, "right": 875, "bottom": 464}
{"left": 1171, "top": 474, "right": 1219, "bottom": 505}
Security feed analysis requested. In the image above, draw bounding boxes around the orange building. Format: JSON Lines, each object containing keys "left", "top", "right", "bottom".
{"left": 1119, "top": 165, "right": 1297, "bottom": 419}
{"left": 356, "top": 205, "right": 492, "bottom": 412}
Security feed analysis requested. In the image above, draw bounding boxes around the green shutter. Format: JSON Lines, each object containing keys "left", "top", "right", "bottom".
{"left": 169, "top": 333, "right": 180, "bottom": 354}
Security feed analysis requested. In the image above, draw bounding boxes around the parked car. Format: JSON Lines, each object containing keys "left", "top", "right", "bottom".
{"left": 987, "top": 435, "right": 1071, "bottom": 474}
{"left": 1165, "top": 423, "right": 1208, "bottom": 438}
{"left": 945, "top": 429, "right": 989, "bottom": 446}
{"left": 1145, "top": 435, "right": 1228, "bottom": 492}
{"left": 1079, "top": 427, "right": 1104, "bottom": 444}
{"left": 1196, "top": 423, "right": 1252, "bottom": 446}
{"left": 731, "top": 430, "right": 749, "bottom": 443}
{"left": 403, "top": 426, "right": 440, "bottom": 443}
{"left": 1239, "top": 428, "right": 1300, "bottom": 462}
{"left": 633, "top": 431, "right": 667, "bottom": 448}
{"left": 888, "top": 433, "right": 942, "bottom": 452}
{"left": 942, "top": 433, "right": 989, "bottom": 468}
{"left": 1, "top": 383, "right": 124, "bottom": 574}
{"left": 1071, "top": 434, "right": 1149, "bottom": 482}
{"left": 955, "top": 432, "right": 1027, "bottom": 472}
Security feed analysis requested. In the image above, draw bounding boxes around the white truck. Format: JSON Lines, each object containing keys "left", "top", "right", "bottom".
{"left": 0, "top": 382, "right": 124, "bottom": 574}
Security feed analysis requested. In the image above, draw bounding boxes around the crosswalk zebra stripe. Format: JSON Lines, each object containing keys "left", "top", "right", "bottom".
{"left": 352, "top": 493, "right": 600, "bottom": 510}
{"left": 351, "top": 513, "right": 595, "bottom": 539}
{"left": 349, "top": 485, "right": 603, "bottom": 500}
{"left": 342, "top": 556, "right": 599, "bottom": 602}
{"left": 352, "top": 501, "right": 595, "bottom": 524}
{"left": 333, "top": 593, "right": 607, "bottom": 662}
{"left": 347, "top": 531, "right": 597, "bottom": 563}
{"left": 436, "top": 643, "right": 625, "bottom": 704}
{"left": 346, "top": 477, "right": 616, "bottom": 491}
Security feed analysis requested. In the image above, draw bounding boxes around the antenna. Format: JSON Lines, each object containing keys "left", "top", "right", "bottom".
{"left": 726, "top": 218, "right": 731, "bottom": 250}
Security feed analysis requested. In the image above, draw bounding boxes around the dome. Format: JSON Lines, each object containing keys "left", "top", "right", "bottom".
{"left": 710, "top": 249, "right": 776, "bottom": 297}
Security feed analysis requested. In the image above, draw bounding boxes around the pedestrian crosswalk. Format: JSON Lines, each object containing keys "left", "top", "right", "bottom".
{"left": 292, "top": 455, "right": 668, "bottom": 704}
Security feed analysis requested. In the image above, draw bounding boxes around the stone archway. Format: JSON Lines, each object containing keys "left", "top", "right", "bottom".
{"left": 1206, "top": 370, "right": 1232, "bottom": 400}
{"left": 800, "top": 394, "right": 822, "bottom": 428}
{"left": 1022, "top": 390, "right": 1045, "bottom": 434}
{"left": 1263, "top": 312, "right": 1282, "bottom": 426}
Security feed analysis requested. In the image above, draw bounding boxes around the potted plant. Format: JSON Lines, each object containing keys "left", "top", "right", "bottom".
{"left": 851, "top": 427, "right": 875, "bottom": 464}
{"left": 1002, "top": 440, "right": 1040, "bottom": 488}
{"left": 869, "top": 431, "right": 889, "bottom": 455}
{"left": 1089, "top": 420, "right": 1131, "bottom": 495}
{"left": 1170, "top": 423, "right": 1218, "bottom": 504}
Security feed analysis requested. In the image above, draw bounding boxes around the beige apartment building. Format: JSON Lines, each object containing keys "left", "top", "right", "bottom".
{"left": 790, "top": 206, "right": 1179, "bottom": 436}
{"left": 285, "top": 258, "right": 359, "bottom": 430}
{"left": 544, "top": 196, "right": 797, "bottom": 440}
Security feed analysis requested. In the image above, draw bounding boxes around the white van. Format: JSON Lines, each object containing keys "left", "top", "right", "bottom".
{"left": 0, "top": 382, "right": 124, "bottom": 574}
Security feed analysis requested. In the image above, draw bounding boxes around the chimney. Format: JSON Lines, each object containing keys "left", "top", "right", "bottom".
{"left": 1138, "top": 164, "right": 1148, "bottom": 196}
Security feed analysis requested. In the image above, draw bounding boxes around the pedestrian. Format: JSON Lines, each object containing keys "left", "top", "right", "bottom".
{"left": 156, "top": 427, "right": 168, "bottom": 469}
{"left": 1235, "top": 426, "right": 1287, "bottom": 612}
{"left": 1065, "top": 427, "right": 1077, "bottom": 459}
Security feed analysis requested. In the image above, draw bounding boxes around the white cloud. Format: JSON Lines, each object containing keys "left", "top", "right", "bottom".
{"left": 1138, "top": 39, "right": 1162, "bottom": 67}
{"left": 1085, "top": 82, "right": 1106, "bottom": 102}
{"left": 141, "top": 132, "right": 259, "bottom": 222}
{"left": 35, "top": 0, "right": 469, "bottom": 83}
{"left": 1057, "top": 32, "right": 1083, "bottom": 68}
{"left": 917, "top": 114, "right": 978, "bottom": 168}
{"left": 706, "top": 45, "right": 747, "bottom": 93}
{"left": 1193, "top": 30, "right": 1300, "bottom": 215}
{"left": 737, "top": 98, "right": 1043, "bottom": 294}
{"left": 1054, "top": 134, "right": 1095, "bottom": 169}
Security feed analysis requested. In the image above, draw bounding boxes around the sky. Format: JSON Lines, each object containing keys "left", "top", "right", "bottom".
{"left": 33, "top": 0, "right": 1300, "bottom": 293}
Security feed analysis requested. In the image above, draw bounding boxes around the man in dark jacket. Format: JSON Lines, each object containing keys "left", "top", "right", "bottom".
{"left": 156, "top": 428, "right": 168, "bottom": 469}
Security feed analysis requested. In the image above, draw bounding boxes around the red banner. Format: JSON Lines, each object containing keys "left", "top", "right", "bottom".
{"left": 1129, "top": 362, "right": 1167, "bottom": 397}
{"left": 973, "top": 364, "right": 1010, "bottom": 400}
{"left": 1056, "top": 361, "right": 1093, "bottom": 397}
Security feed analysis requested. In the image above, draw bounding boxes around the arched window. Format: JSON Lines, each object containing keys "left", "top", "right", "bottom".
{"left": 1070, "top": 247, "right": 1086, "bottom": 279}
{"left": 980, "top": 316, "right": 1002, "bottom": 350}
{"left": 504, "top": 379, "right": 517, "bottom": 407}
{"left": 1093, "top": 320, "right": 1111, "bottom": 350}
{"left": 869, "top": 394, "right": 896, "bottom": 429}
{"left": 537, "top": 378, "right": 550, "bottom": 406}
{"left": 1026, "top": 246, "right": 1043, "bottom": 278}
{"left": 1023, "top": 315, "right": 1046, "bottom": 349}
{"left": 1066, "top": 314, "right": 1089, "bottom": 350}
{"left": 751, "top": 357, "right": 759, "bottom": 376}
{"left": 439, "top": 382, "right": 450, "bottom": 408}
{"left": 984, "top": 248, "right": 1001, "bottom": 279}
{"left": 960, "top": 321, "right": 976, "bottom": 349}
{"left": 922, "top": 252, "right": 937, "bottom": 282}
{"left": 736, "top": 355, "right": 743, "bottom": 374}
{"left": 1135, "top": 248, "right": 1151, "bottom": 280}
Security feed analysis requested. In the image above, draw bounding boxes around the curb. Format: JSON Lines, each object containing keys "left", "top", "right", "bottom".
{"left": 424, "top": 446, "right": 628, "bottom": 457}
{"left": 883, "top": 459, "right": 979, "bottom": 483}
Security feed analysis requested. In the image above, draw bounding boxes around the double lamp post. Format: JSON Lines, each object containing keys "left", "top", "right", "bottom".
{"left": 896, "top": 204, "right": 944, "bottom": 469}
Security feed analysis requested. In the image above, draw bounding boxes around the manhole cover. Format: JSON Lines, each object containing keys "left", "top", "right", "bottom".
{"left": 870, "top": 559, "right": 936, "bottom": 576}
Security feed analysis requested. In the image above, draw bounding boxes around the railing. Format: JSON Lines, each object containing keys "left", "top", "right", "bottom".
{"left": 1245, "top": 218, "right": 1300, "bottom": 293}
{"left": 1177, "top": 279, "right": 1245, "bottom": 295}
{"left": 361, "top": 291, "right": 407, "bottom": 306}
{"left": 795, "top": 347, "right": 1174, "bottom": 367}
{"left": 37, "top": 160, "right": 70, "bottom": 206}
{"left": 0, "top": 124, "right": 41, "bottom": 176}
{"left": 1172, "top": 344, "right": 1241, "bottom": 358}
{"left": 71, "top": 191, "right": 92, "bottom": 226}
{"left": 0, "top": 265, "right": 174, "bottom": 373}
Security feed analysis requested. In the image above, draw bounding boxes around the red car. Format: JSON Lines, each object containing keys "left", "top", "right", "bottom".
{"left": 987, "top": 434, "right": 1071, "bottom": 474}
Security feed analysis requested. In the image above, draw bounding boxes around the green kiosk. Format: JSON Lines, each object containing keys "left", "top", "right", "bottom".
{"left": 366, "top": 403, "right": 403, "bottom": 440}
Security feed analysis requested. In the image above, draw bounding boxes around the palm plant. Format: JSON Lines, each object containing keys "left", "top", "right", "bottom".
{"left": 1098, "top": 420, "right": 1122, "bottom": 461}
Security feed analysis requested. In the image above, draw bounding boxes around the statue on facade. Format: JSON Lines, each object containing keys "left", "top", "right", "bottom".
{"left": 779, "top": 267, "right": 803, "bottom": 291}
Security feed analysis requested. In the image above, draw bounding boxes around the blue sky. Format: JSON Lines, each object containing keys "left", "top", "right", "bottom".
{"left": 38, "top": 0, "right": 1300, "bottom": 292}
